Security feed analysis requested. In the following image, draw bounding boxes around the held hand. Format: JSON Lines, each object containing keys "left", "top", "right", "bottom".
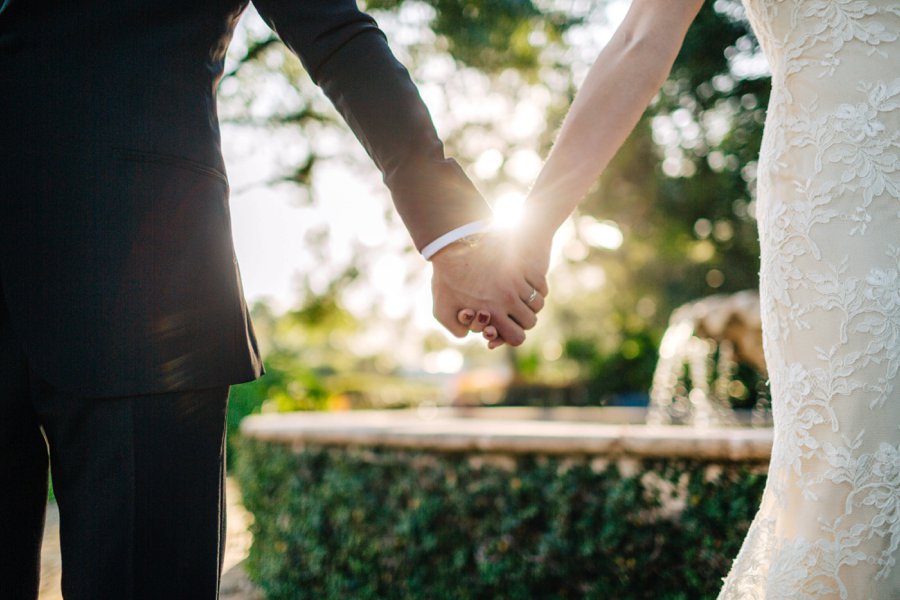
{"left": 431, "top": 232, "right": 547, "bottom": 346}
{"left": 456, "top": 224, "right": 554, "bottom": 349}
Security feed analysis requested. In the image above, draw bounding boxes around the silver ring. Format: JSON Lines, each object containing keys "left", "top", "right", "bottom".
{"left": 526, "top": 287, "right": 538, "bottom": 304}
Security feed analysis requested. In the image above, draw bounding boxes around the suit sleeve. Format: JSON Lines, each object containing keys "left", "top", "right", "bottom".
{"left": 250, "top": 0, "right": 493, "bottom": 251}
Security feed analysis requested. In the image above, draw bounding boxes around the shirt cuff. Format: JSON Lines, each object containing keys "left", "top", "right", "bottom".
{"left": 420, "top": 219, "right": 493, "bottom": 260}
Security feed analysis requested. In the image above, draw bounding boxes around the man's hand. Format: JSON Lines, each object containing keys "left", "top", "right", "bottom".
{"left": 431, "top": 232, "right": 548, "bottom": 346}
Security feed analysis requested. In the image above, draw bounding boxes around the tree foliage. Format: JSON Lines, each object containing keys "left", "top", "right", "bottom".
{"left": 222, "top": 0, "right": 770, "bottom": 407}
{"left": 515, "top": 1, "right": 769, "bottom": 398}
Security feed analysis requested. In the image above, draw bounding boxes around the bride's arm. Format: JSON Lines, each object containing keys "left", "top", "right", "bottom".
{"left": 524, "top": 0, "right": 704, "bottom": 241}
{"left": 464, "top": 0, "right": 704, "bottom": 347}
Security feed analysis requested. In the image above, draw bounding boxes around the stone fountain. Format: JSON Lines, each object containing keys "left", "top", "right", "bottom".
{"left": 646, "top": 290, "right": 770, "bottom": 428}
{"left": 237, "top": 294, "right": 776, "bottom": 598}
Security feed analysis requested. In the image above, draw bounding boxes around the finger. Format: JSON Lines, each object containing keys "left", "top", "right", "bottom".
{"left": 468, "top": 310, "right": 491, "bottom": 334}
{"left": 527, "top": 271, "right": 549, "bottom": 298}
{"left": 457, "top": 308, "right": 475, "bottom": 326}
{"left": 509, "top": 302, "right": 538, "bottom": 330}
{"left": 434, "top": 304, "right": 469, "bottom": 338}
{"left": 519, "top": 281, "right": 545, "bottom": 314}
{"left": 483, "top": 326, "right": 507, "bottom": 349}
{"left": 491, "top": 313, "right": 526, "bottom": 346}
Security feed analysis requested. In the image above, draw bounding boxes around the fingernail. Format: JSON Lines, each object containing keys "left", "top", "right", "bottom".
{"left": 477, "top": 313, "right": 489, "bottom": 324}
{"left": 461, "top": 310, "right": 474, "bottom": 322}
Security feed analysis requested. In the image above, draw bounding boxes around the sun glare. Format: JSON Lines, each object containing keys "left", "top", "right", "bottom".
{"left": 492, "top": 192, "right": 526, "bottom": 229}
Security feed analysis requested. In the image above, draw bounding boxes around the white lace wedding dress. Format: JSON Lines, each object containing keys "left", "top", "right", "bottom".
{"left": 718, "top": 1, "right": 899, "bottom": 599}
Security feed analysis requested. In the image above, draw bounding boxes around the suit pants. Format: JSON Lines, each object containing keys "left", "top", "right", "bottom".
{"left": 0, "top": 289, "right": 230, "bottom": 599}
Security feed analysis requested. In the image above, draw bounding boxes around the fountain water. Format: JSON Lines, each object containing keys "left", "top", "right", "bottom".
{"left": 646, "top": 290, "right": 771, "bottom": 428}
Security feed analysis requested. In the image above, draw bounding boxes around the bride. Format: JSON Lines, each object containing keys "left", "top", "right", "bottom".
{"left": 455, "top": 0, "right": 899, "bottom": 597}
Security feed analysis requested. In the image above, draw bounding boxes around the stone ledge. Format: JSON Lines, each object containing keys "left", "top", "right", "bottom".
{"left": 240, "top": 409, "right": 773, "bottom": 462}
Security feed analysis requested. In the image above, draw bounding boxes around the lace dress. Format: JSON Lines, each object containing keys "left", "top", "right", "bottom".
{"left": 718, "top": 1, "right": 900, "bottom": 598}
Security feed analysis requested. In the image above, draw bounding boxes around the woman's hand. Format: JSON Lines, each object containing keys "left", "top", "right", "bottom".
{"left": 456, "top": 222, "right": 554, "bottom": 349}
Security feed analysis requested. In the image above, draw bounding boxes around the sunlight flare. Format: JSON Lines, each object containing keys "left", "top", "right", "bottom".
{"left": 492, "top": 192, "right": 526, "bottom": 229}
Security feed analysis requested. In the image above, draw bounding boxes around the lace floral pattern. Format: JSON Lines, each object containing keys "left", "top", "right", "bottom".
{"left": 719, "top": 1, "right": 900, "bottom": 598}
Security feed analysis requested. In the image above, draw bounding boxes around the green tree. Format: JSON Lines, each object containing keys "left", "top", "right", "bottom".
{"left": 222, "top": 0, "right": 770, "bottom": 410}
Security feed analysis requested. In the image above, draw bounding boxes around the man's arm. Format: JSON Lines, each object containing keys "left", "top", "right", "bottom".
{"left": 250, "top": 0, "right": 545, "bottom": 343}
{"left": 250, "top": 0, "right": 491, "bottom": 250}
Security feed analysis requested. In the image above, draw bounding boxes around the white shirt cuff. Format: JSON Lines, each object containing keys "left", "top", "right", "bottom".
{"left": 420, "top": 220, "right": 493, "bottom": 260}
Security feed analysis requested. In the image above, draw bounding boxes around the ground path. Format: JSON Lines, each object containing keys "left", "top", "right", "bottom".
{"left": 38, "top": 478, "right": 262, "bottom": 599}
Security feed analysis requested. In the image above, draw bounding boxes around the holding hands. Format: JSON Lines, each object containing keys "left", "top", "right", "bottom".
{"left": 430, "top": 217, "right": 554, "bottom": 349}
{"left": 430, "top": 0, "right": 705, "bottom": 349}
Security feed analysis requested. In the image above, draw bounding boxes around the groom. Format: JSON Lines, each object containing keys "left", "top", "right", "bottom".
{"left": 0, "top": 1, "right": 545, "bottom": 598}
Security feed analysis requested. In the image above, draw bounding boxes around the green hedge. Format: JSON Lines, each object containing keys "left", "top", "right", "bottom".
{"left": 236, "top": 440, "right": 766, "bottom": 599}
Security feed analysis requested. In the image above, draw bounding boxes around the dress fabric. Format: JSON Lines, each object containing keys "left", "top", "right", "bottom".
{"left": 718, "top": 1, "right": 900, "bottom": 599}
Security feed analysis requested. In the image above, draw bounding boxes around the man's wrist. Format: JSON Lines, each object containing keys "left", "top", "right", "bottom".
{"left": 420, "top": 220, "right": 493, "bottom": 260}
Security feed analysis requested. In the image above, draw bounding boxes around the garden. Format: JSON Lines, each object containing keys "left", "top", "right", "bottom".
{"left": 222, "top": 1, "right": 772, "bottom": 597}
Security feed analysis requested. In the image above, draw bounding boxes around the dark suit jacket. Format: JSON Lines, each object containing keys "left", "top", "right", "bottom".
{"left": 0, "top": 0, "right": 491, "bottom": 397}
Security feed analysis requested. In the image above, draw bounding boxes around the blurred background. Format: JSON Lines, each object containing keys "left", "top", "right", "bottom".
{"left": 220, "top": 0, "right": 770, "bottom": 446}
{"left": 37, "top": 2, "right": 777, "bottom": 597}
